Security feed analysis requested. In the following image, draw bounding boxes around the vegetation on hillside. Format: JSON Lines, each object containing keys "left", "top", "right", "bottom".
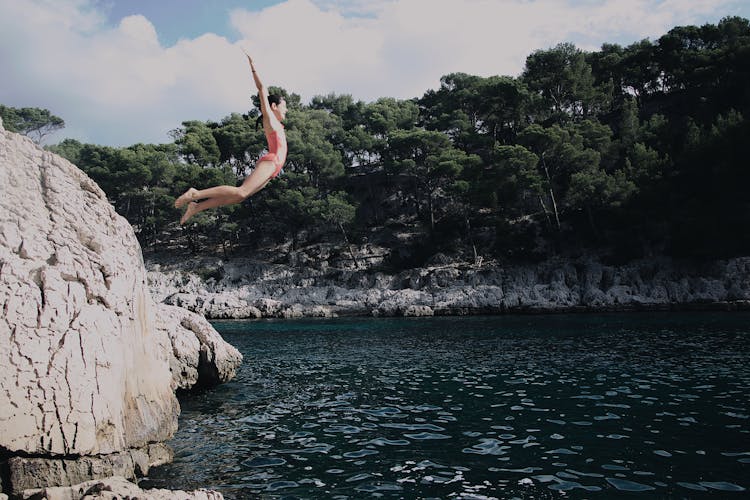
{"left": 5, "top": 17, "right": 748, "bottom": 266}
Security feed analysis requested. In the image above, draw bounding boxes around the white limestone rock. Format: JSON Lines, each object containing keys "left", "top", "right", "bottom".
{"left": 145, "top": 252, "right": 750, "bottom": 318}
{"left": 20, "top": 475, "right": 223, "bottom": 500}
{"left": 302, "top": 304, "right": 338, "bottom": 317}
{"left": 373, "top": 289, "right": 434, "bottom": 317}
{"left": 402, "top": 305, "right": 434, "bottom": 317}
{"left": 7, "top": 444, "right": 172, "bottom": 496}
{"left": 155, "top": 304, "right": 242, "bottom": 390}
{"left": 253, "top": 297, "right": 284, "bottom": 316}
{"left": 0, "top": 125, "right": 178, "bottom": 455}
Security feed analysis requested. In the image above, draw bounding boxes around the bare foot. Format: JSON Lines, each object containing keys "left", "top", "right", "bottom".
{"left": 175, "top": 188, "right": 198, "bottom": 208}
{"left": 180, "top": 201, "right": 199, "bottom": 225}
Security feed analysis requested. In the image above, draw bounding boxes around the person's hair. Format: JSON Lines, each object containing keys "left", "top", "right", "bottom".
{"left": 255, "top": 94, "right": 284, "bottom": 129}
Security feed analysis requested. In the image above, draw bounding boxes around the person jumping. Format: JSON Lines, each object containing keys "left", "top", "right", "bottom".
{"left": 175, "top": 49, "right": 288, "bottom": 224}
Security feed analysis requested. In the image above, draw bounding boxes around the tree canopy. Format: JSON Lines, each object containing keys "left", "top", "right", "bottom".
{"left": 28, "top": 16, "right": 750, "bottom": 264}
{"left": 1, "top": 105, "right": 65, "bottom": 143}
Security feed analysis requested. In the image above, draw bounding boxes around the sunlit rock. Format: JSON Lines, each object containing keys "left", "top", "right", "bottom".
{"left": 146, "top": 254, "right": 750, "bottom": 318}
{"left": 0, "top": 117, "right": 240, "bottom": 495}
{"left": 156, "top": 303, "right": 242, "bottom": 390}
{"left": 0, "top": 117, "right": 178, "bottom": 457}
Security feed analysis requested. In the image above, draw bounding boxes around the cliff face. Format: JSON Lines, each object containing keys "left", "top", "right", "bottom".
{"left": 0, "top": 118, "right": 240, "bottom": 497}
{"left": 146, "top": 254, "right": 750, "bottom": 319}
{"left": 0, "top": 117, "right": 178, "bottom": 456}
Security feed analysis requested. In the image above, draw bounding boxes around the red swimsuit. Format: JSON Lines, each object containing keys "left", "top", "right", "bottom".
{"left": 258, "top": 127, "right": 287, "bottom": 179}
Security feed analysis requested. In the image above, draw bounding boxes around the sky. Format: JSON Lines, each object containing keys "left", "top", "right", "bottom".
{"left": 1, "top": 0, "right": 748, "bottom": 147}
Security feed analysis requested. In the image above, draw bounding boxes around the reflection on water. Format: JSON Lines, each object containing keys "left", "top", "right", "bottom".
{"left": 143, "top": 313, "right": 750, "bottom": 498}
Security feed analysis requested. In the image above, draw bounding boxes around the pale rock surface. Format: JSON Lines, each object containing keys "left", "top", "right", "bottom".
{"left": 155, "top": 303, "right": 242, "bottom": 389}
{"left": 146, "top": 254, "right": 750, "bottom": 318}
{"left": 0, "top": 118, "right": 178, "bottom": 457}
{"left": 7, "top": 444, "right": 172, "bottom": 496}
{"left": 402, "top": 305, "right": 435, "bottom": 317}
{"left": 21, "top": 475, "right": 223, "bottom": 500}
{"left": 0, "top": 116, "right": 242, "bottom": 497}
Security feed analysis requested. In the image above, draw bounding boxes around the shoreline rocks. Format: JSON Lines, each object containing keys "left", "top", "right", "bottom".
{"left": 156, "top": 304, "right": 242, "bottom": 390}
{"left": 20, "top": 475, "right": 223, "bottom": 500}
{"left": 145, "top": 254, "right": 750, "bottom": 319}
{"left": 7, "top": 444, "right": 172, "bottom": 496}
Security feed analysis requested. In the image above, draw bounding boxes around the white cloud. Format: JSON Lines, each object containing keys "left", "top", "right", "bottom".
{"left": 233, "top": 0, "right": 741, "bottom": 102}
{"left": 0, "top": 0, "right": 248, "bottom": 145}
{"left": 0, "top": 0, "right": 743, "bottom": 146}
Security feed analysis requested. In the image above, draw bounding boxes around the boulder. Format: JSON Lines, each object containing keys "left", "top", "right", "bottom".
{"left": 7, "top": 444, "right": 172, "bottom": 496}
{"left": 402, "top": 305, "right": 434, "bottom": 317}
{"left": 0, "top": 118, "right": 178, "bottom": 458}
{"left": 155, "top": 304, "right": 242, "bottom": 390}
{"left": 0, "top": 117, "right": 240, "bottom": 495}
{"left": 20, "top": 475, "right": 223, "bottom": 500}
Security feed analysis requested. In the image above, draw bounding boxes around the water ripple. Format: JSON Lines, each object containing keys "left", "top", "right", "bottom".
{"left": 380, "top": 423, "right": 446, "bottom": 431}
{"left": 241, "top": 457, "right": 286, "bottom": 468}
{"left": 367, "top": 437, "right": 410, "bottom": 446}
{"left": 144, "top": 314, "right": 750, "bottom": 499}
{"left": 342, "top": 449, "right": 379, "bottom": 458}
{"left": 463, "top": 439, "right": 511, "bottom": 456}
{"left": 404, "top": 432, "right": 451, "bottom": 440}
{"left": 606, "top": 478, "right": 656, "bottom": 491}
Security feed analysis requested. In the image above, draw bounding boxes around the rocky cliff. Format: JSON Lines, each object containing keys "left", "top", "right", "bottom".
{"left": 147, "top": 253, "right": 750, "bottom": 319}
{"left": 0, "top": 117, "right": 239, "bottom": 498}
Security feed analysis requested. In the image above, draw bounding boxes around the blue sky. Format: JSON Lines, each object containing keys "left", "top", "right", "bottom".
{"left": 2, "top": 0, "right": 748, "bottom": 146}
{"left": 98, "top": 0, "right": 282, "bottom": 46}
{"left": 97, "top": 0, "right": 750, "bottom": 46}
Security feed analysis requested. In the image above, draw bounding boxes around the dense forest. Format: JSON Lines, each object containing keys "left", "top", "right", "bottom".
{"left": 4, "top": 17, "right": 750, "bottom": 267}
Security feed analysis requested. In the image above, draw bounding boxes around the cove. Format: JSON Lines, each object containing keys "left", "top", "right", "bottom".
{"left": 143, "top": 313, "right": 750, "bottom": 498}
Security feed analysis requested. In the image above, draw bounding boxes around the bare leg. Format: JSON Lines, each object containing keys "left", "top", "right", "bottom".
{"left": 179, "top": 161, "right": 277, "bottom": 224}
{"left": 175, "top": 187, "right": 198, "bottom": 208}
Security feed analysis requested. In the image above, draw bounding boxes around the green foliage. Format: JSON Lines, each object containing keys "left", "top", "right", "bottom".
{"left": 48, "top": 138, "right": 84, "bottom": 165}
{"left": 567, "top": 166, "right": 636, "bottom": 211}
{"left": 364, "top": 98, "right": 419, "bottom": 136}
{"left": 487, "top": 144, "right": 541, "bottom": 212}
{"left": 318, "top": 192, "right": 356, "bottom": 228}
{"left": 285, "top": 108, "right": 345, "bottom": 187}
{"left": 33, "top": 17, "right": 750, "bottom": 261}
{"left": 172, "top": 120, "right": 221, "bottom": 167}
{"left": 212, "top": 112, "right": 263, "bottom": 166}
{"left": 522, "top": 43, "right": 609, "bottom": 121}
{"left": 1, "top": 105, "right": 65, "bottom": 142}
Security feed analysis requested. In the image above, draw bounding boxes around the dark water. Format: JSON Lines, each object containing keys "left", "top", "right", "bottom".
{"left": 143, "top": 313, "right": 750, "bottom": 499}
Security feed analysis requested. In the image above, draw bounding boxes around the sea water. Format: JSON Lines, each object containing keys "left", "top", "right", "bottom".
{"left": 143, "top": 313, "right": 750, "bottom": 498}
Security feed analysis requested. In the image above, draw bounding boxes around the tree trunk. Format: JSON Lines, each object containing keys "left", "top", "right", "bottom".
{"left": 465, "top": 213, "right": 479, "bottom": 265}
{"left": 338, "top": 222, "right": 361, "bottom": 269}
{"left": 541, "top": 157, "right": 561, "bottom": 231}
{"left": 549, "top": 188, "right": 561, "bottom": 231}
{"left": 538, "top": 194, "right": 552, "bottom": 228}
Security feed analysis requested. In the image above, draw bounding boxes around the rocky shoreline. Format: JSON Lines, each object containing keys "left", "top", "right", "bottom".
{"left": 146, "top": 254, "right": 750, "bottom": 319}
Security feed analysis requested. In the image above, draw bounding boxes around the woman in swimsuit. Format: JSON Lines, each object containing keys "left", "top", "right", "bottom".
{"left": 175, "top": 50, "right": 288, "bottom": 224}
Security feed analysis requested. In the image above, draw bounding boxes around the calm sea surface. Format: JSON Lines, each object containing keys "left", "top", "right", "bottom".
{"left": 143, "top": 313, "right": 750, "bottom": 499}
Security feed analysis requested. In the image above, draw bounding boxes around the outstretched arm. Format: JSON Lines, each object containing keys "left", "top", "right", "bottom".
{"left": 244, "top": 50, "right": 283, "bottom": 129}
{"left": 243, "top": 50, "right": 273, "bottom": 120}
{"left": 244, "top": 51, "right": 265, "bottom": 93}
